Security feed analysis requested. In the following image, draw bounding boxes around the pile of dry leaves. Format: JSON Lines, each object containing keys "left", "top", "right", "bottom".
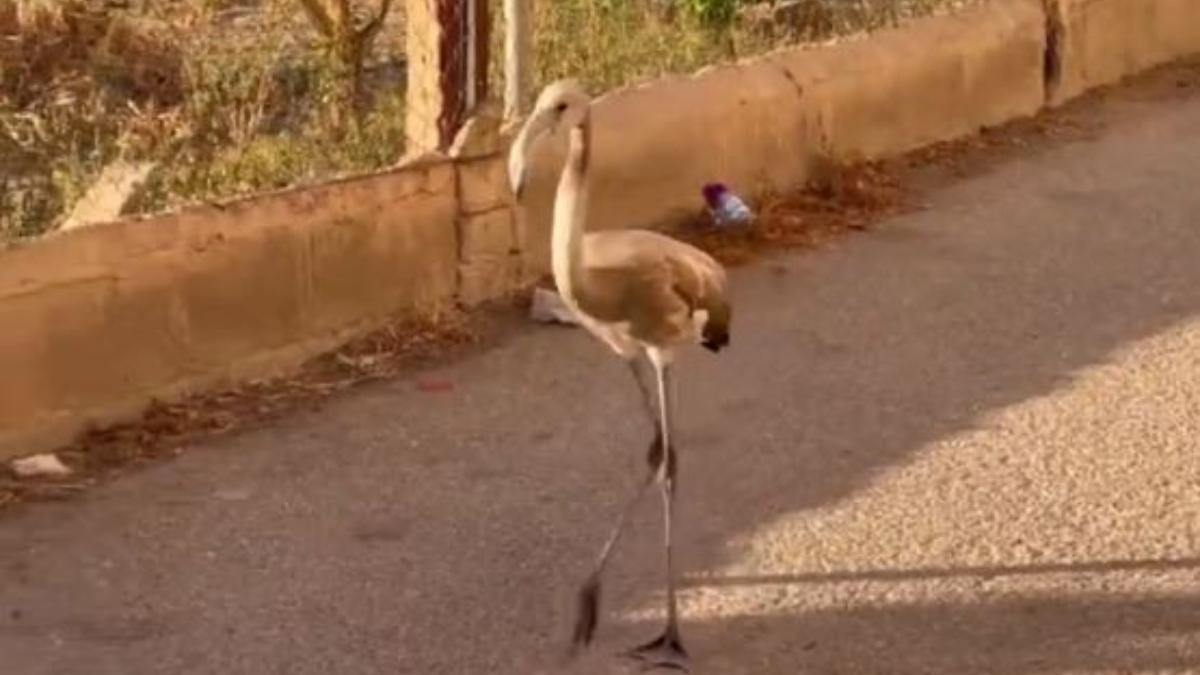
{"left": 680, "top": 160, "right": 912, "bottom": 266}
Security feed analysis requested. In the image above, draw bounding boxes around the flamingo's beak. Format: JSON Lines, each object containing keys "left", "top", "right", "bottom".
{"left": 512, "top": 170, "right": 527, "bottom": 202}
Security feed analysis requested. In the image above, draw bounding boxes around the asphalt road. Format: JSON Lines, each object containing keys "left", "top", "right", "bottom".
{"left": 3, "top": 76, "right": 1200, "bottom": 674}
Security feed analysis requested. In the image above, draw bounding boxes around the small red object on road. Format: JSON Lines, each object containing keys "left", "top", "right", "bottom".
{"left": 416, "top": 379, "right": 454, "bottom": 393}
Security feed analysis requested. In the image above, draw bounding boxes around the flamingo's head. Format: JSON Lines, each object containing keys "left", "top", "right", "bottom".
{"left": 508, "top": 79, "right": 591, "bottom": 202}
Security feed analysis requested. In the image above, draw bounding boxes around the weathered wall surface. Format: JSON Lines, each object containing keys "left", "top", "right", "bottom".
{"left": 1048, "top": 0, "right": 1200, "bottom": 104}
{"left": 775, "top": 0, "right": 1046, "bottom": 161}
{"left": 3, "top": 0, "right": 1200, "bottom": 460}
{"left": 0, "top": 160, "right": 458, "bottom": 458}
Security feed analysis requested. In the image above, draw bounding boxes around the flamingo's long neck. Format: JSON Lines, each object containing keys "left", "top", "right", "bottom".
{"left": 551, "top": 111, "right": 590, "bottom": 306}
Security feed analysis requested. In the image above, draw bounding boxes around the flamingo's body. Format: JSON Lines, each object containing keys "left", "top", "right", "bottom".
{"left": 559, "top": 228, "right": 730, "bottom": 357}
{"left": 508, "top": 80, "right": 732, "bottom": 671}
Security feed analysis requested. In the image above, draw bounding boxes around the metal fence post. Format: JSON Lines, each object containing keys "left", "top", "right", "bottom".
{"left": 405, "top": 0, "right": 491, "bottom": 152}
{"left": 503, "top": 0, "right": 531, "bottom": 120}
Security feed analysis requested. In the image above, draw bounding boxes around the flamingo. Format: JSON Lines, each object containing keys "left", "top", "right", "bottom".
{"left": 508, "top": 80, "right": 733, "bottom": 671}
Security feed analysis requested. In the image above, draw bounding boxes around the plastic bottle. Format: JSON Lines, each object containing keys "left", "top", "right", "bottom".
{"left": 701, "top": 182, "right": 754, "bottom": 227}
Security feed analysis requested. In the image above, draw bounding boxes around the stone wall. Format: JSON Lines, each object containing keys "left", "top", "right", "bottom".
{"left": 1047, "top": 0, "right": 1200, "bottom": 105}
{"left": 0, "top": 159, "right": 457, "bottom": 458}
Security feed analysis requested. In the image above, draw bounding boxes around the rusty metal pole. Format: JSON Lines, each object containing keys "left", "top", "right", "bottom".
{"left": 406, "top": 0, "right": 490, "bottom": 152}
{"left": 437, "top": 0, "right": 489, "bottom": 149}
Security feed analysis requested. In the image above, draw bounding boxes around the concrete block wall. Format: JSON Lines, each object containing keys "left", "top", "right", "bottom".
{"left": 0, "top": 159, "right": 458, "bottom": 458}
{"left": 2, "top": 0, "right": 1198, "bottom": 460}
{"left": 449, "top": 103, "right": 525, "bottom": 305}
{"left": 1047, "top": 0, "right": 1200, "bottom": 105}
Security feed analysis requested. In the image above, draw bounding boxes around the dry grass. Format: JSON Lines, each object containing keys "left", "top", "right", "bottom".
{"left": 531, "top": 0, "right": 980, "bottom": 92}
{"left": 1, "top": 0, "right": 408, "bottom": 239}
